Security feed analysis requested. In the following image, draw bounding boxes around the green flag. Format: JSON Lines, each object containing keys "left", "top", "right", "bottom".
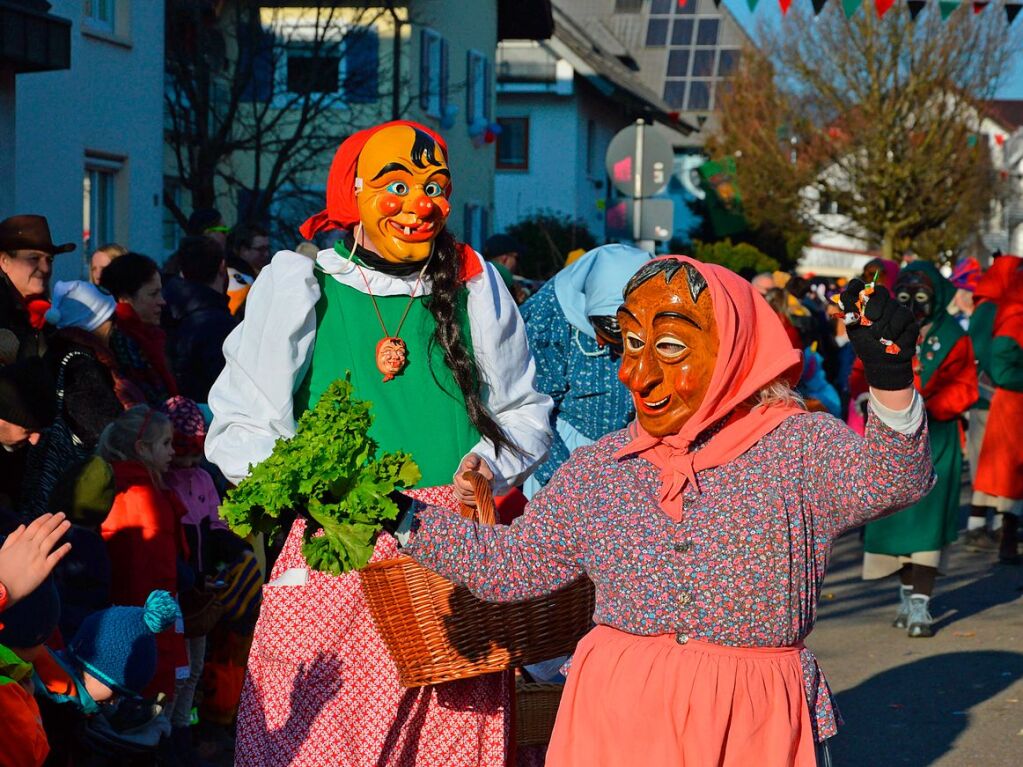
{"left": 747, "top": 0, "right": 760, "bottom": 10}
{"left": 939, "top": 0, "right": 960, "bottom": 18}
{"left": 841, "top": 0, "right": 863, "bottom": 17}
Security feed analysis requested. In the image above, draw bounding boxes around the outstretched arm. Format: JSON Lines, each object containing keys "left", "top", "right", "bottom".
{"left": 402, "top": 456, "right": 587, "bottom": 602}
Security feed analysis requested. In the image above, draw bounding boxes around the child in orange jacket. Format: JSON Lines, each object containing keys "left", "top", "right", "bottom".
{"left": 97, "top": 406, "right": 189, "bottom": 699}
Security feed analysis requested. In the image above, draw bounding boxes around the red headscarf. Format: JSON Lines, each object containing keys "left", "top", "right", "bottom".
{"left": 615, "top": 256, "right": 804, "bottom": 521}
{"left": 299, "top": 120, "right": 449, "bottom": 239}
{"left": 974, "top": 254, "right": 1023, "bottom": 305}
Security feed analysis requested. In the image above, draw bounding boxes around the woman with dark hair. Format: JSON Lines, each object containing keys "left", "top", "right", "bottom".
{"left": 206, "top": 121, "right": 552, "bottom": 767}
{"left": 99, "top": 253, "right": 178, "bottom": 406}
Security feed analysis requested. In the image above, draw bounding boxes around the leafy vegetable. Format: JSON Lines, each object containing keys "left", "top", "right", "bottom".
{"left": 220, "top": 378, "right": 421, "bottom": 574}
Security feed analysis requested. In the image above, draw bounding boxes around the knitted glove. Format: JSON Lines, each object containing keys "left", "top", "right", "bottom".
{"left": 838, "top": 279, "right": 919, "bottom": 391}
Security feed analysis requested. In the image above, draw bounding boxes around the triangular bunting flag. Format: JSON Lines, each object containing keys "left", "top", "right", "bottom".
{"left": 972, "top": 1, "right": 988, "bottom": 12}
{"left": 712, "top": 0, "right": 722, "bottom": 5}
{"left": 746, "top": 0, "right": 759, "bottom": 10}
{"left": 875, "top": 0, "right": 895, "bottom": 16}
{"left": 938, "top": 0, "right": 960, "bottom": 19}
{"left": 812, "top": 0, "right": 828, "bottom": 13}
{"left": 841, "top": 0, "right": 863, "bottom": 17}
{"left": 677, "top": 0, "right": 687, "bottom": 7}
{"left": 1007, "top": 3, "right": 1023, "bottom": 23}
{"left": 907, "top": 0, "right": 927, "bottom": 18}
{"left": 779, "top": 0, "right": 793, "bottom": 13}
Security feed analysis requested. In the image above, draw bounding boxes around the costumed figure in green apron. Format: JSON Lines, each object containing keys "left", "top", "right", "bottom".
{"left": 206, "top": 121, "right": 552, "bottom": 767}
{"left": 863, "top": 261, "right": 978, "bottom": 637}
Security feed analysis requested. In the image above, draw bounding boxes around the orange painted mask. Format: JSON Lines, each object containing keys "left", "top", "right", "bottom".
{"left": 376, "top": 336, "right": 408, "bottom": 382}
{"left": 617, "top": 261, "right": 719, "bottom": 437}
{"left": 355, "top": 124, "right": 452, "bottom": 264}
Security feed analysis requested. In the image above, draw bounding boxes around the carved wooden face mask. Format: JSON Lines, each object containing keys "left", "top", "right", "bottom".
{"left": 355, "top": 124, "right": 452, "bottom": 264}
{"left": 617, "top": 263, "right": 719, "bottom": 437}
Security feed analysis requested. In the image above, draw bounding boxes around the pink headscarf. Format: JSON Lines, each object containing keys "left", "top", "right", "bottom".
{"left": 615, "top": 256, "right": 804, "bottom": 521}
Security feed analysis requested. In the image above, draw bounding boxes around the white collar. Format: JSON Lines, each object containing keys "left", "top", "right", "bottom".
{"left": 315, "top": 248, "right": 433, "bottom": 298}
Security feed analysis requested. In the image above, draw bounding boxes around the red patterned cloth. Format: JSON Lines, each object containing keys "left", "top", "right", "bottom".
{"left": 234, "top": 484, "right": 511, "bottom": 767}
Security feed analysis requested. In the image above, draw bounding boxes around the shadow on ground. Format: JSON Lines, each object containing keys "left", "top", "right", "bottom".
{"left": 828, "top": 651, "right": 1023, "bottom": 766}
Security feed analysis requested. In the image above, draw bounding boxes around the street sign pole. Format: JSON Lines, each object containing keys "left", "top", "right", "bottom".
{"left": 632, "top": 119, "right": 643, "bottom": 243}
{"left": 606, "top": 120, "right": 674, "bottom": 251}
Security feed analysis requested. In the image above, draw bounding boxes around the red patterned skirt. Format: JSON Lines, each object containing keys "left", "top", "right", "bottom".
{"left": 234, "top": 485, "right": 511, "bottom": 767}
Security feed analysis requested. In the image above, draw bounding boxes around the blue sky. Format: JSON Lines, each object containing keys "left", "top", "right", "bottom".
{"left": 721, "top": 0, "right": 1023, "bottom": 98}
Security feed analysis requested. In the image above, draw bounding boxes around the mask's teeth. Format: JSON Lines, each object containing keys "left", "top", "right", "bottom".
{"left": 404, "top": 226, "right": 412, "bottom": 235}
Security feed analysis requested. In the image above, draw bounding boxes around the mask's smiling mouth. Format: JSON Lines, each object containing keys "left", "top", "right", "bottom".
{"left": 387, "top": 218, "right": 436, "bottom": 241}
{"left": 637, "top": 395, "right": 671, "bottom": 414}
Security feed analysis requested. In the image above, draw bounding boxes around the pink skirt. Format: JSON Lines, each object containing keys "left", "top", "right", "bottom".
{"left": 234, "top": 485, "right": 511, "bottom": 767}
{"left": 546, "top": 626, "right": 818, "bottom": 767}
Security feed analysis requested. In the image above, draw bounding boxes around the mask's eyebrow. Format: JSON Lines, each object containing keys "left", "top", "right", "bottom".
{"left": 618, "top": 306, "right": 638, "bottom": 323}
{"left": 654, "top": 310, "right": 701, "bottom": 330}
{"left": 371, "top": 162, "right": 412, "bottom": 180}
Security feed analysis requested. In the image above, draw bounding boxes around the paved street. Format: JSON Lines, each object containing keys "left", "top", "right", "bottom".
{"left": 811, "top": 504, "right": 1023, "bottom": 766}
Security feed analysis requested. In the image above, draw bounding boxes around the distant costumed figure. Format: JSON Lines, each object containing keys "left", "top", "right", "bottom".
{"left": 862, "top": 262, "right": 977, "bottom": 636}
{"left": 519, "top": 244, "right": 652, "bottom": 496}
{"left": 965, "top": 255, "right": 1023, "bottom": 560}
{"left": 395, "top": 260, "right": 934, "bottom": 766}
{"left": 972, "top": 256, "right": 1023, "bottom": 563}
{"left": 206, "top": 121, "right": 552, "bottom": 766}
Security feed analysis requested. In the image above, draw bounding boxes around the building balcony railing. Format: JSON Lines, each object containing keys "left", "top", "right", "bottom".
{"left": 497, "top": 59, "right": 558, "bottom": 83}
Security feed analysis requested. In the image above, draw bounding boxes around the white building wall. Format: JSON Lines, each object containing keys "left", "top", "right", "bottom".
{"left": 14, "top": 0, "right": 165, "bottom": 280}
{"left": 494, "top": 92, "right": 580, "bottom": 234}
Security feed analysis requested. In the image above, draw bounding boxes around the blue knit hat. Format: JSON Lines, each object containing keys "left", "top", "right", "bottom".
{"left": 66, "top": 591, "right": 180, "bottom": 696}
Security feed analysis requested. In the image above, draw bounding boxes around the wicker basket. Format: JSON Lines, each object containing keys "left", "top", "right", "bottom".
{"left": 360, "top": 472, "right": 594, "bottom": 688}
{"left": 515, "top": 680, "right": 565, "bottom": 747}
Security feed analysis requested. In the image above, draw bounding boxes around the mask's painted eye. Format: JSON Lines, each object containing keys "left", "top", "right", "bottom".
{"left": 424, "top": 181, "right": 444, "bottom": 197}
{"left": 914, "top": 291, "right": 930, "bottom": 304}
{"left": 897, "top": 291, "right": 912, "bottom": 304}
{"left": 386, "top": 181, "right": 409, "bottom": 195}
{"left": 625, "top": 331, "right": 644, "bottom": 351}
{"left": 655, "top": 336, "right": 687, "bottom": 359}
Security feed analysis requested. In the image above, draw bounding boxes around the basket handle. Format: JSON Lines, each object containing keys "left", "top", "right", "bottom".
{"left": 458, "top": 471, "right": 497, "bottom": 526}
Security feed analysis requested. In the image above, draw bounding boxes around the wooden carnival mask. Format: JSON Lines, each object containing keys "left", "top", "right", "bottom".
{"left": 617, "top": 260, "right": 719, "bottom": 437}
{"left": 355, "top": 124, "right": 452, "bottom": 264}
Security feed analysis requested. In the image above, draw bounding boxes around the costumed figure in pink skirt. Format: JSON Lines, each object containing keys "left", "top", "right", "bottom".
{"left": 397, "top": 257, "right": 934, "bottom": 766}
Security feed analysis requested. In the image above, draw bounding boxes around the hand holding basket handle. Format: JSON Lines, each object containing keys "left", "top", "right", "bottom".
{"left": 453, "top": 453, "right": 494, "bottom": 508}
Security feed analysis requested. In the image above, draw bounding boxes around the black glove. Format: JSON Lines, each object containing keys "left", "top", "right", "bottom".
{"left": 839, "top": 279, "right": 919, "bottom": 391}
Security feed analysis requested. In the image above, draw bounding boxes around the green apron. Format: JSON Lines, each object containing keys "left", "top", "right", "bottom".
{"left": 293, "top": 267, "right": 480, "bottom": 489}
{"left": 864, "top": 262, "right": 965, "bottom": 555}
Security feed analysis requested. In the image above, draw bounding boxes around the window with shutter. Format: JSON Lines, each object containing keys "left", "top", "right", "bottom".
{"left": 344, "top": 27, "right": 379, "bottom": 104}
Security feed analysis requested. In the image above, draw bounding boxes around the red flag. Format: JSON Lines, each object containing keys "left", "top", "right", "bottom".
{"left": 779, "top": 0, "right": 793, "bottom": 12}
{"left": 875, "top": 0, "right": 895, "bottom": 15}
{"left": 973, "top": 1, "right": 989, "bottom": 12}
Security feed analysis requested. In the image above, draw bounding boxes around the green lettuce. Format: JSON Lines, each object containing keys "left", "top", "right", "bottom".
{"left": 220, "top": 379, "right": 421, "bottom": 574}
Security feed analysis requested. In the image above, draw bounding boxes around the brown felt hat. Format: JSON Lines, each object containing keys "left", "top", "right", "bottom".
{"left": 0, "top": 215, "right": 76, "bottom": 255}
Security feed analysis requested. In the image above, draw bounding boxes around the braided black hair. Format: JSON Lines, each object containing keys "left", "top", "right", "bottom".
{"left": 424, "top": 229, "right": 522, "bottom": 458}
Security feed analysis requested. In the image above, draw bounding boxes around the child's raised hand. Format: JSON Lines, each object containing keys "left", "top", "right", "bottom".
{"left": 0, "top": 513, "right": 72, "bottom": 607}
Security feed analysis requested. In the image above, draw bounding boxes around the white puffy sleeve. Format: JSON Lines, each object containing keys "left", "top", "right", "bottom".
{"left": 466, "top": 256, "right": 554, "bottom": 494}
{"left": 205, "top": 252, "right": 320, "bottom": 484}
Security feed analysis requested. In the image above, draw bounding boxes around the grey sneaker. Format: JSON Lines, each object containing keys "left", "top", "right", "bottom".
{"left": 962, "top": 528, "right": 998, "bottom": 552}
{"left": 892, "top": 586, "right": 912, "bottom": 629}
{"left": 907, "top": 595, "right": 934, "bottom": 638}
